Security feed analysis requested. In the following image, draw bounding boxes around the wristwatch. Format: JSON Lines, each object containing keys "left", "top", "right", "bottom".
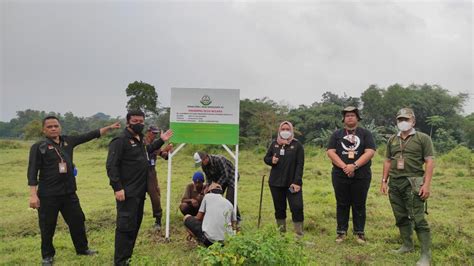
{"left": 382, "top": 178, "right": 387, "bottom": 183}
{"left": 353, "top": 162, "right": 359, "bottom": 170}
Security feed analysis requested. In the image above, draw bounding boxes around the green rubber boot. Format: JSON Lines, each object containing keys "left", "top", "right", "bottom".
{"left": 416, "top": 231, "right": 431, "bottom": 266}
{"left": 294, "top": 222, "right": 304, "bottom": 238}
{"left": 393, "top": 225, "right": 414, "bottom": 254}
{"left": 276, "top": 219, "right": 286, "bottom": 233}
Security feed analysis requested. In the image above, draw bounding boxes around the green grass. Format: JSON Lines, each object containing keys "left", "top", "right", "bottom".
{"left": 0, "top": 140, "right": 473, "bottom": 265}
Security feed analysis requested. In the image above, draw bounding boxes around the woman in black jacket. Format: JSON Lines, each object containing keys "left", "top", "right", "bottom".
{"left": 264, "top": 121, "right": 305, "bottom": 236}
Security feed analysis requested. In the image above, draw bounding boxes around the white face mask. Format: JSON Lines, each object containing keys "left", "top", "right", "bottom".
{"left": 280, "top": 130, "right": 292, "bottom": 140}
{"left": 397, "top": 121, "right": 413, "bottom": 131}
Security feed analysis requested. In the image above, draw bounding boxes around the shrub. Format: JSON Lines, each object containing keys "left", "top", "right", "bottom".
{"left": 0, "top": 140, "right": 25, "bottom": 149}
{"left": 197, "top": 226, "right": 306, "bottom": 265}
{"left": 438, "top": 146, "right": 473, "bottom": 168}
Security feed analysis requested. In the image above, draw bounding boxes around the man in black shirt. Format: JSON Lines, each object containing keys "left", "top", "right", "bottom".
{"left": 106, "top": 110, "right": 173, "bottom": 266}
{"left": 327, "top": 106, "right": 376, "bottom": 244}
{"left": 27, "top": 115, "right": 120, "bottom": 265}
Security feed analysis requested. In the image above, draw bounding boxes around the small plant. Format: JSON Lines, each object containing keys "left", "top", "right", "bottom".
{"left": 455, "top": 171, "right": 465, "bottom": 177}
{"left": 197, "top": 226, "right": 306, "bottom": 265}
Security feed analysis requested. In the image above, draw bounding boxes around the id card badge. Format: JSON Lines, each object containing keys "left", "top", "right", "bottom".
{"left": 280, "top": 148, "right": 285, "bottom": 156}
{"left": 150, "top": 159, "right": 155, "bottom": 166}
{"left": 59, "top": 162, "right": 68, "bottom": 173}
{"left": 348, "top": 150, "right": 355, "bottom": 159}
{"left": 397, "top": 158, "right": 405, "bottom": 170}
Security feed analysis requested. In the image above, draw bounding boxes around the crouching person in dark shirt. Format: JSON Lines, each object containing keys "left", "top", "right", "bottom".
{"left": 106, "top": 110, "right": 173, "bottom": 266}
{"left": 179, "top": 171, "right": 206, "bottom": 216}
{"left": 27, "top": 115, "right": 120, "bottom": 265}
{"left": 183, "top": 182, "right": 236, "bottom": 247}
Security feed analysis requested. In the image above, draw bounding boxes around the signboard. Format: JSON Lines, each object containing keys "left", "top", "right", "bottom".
{"left": 170, "top": 88, "right": 240, "bottom": 144}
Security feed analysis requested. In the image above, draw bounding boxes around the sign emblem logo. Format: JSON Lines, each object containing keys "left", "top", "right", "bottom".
{"left": 200, "top": 95, "right": 212, "bottom": 106}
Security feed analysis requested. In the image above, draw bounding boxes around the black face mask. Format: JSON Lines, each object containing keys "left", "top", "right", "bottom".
{"left": 129, "top": 123, "right": 145, "bottom": 135}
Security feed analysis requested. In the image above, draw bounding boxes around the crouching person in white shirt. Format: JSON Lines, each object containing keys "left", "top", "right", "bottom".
{"left": 183, "top": 182, "right": 237, "bottom": 247}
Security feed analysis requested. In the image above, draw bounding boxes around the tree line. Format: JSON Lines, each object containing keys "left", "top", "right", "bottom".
{"left": 1, "top": 82, "right": 472, "bottom": 153}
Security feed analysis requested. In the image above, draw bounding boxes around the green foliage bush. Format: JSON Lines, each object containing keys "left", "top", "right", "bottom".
{"left": 433, "top": 129, "right": 458, "bottom": 154}
{"left": 197, "top": 226, "right": 306, "bottom": 265}
{"left": 438, "top": 146, "right": 472, "bottom": 168}
{"left": 0, "top": 140, "right": 26, "bottom": 149}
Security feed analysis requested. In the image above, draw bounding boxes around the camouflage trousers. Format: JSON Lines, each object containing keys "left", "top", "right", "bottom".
{"left": 388, "top": 177, "right": 430, "bottom": 233}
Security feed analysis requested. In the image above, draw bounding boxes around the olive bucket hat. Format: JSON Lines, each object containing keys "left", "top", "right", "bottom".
{"left": 341, "top": 106, "right": 362, "bottom": 122}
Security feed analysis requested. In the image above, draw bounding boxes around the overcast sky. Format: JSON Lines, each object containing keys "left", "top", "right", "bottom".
{"left": 1, "top": 0, "right": 472, "bottom": 121}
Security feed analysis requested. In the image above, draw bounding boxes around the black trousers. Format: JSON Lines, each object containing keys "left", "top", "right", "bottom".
{"left": 220, "top": 183, "right": 241, "bottom": 221}
{"left": 183, "top": 216, "right": 214, "bottom": 247}
{"left": 114, "top": 196, "right": 145, "bottom": 266}
{"left": 38, "top": 193, "right": 89, "bottom": 258}
{"left": 269, "top": 186, "right": 304, "bottom": 222}
{"left": 332, "top": 175, "right": 371, "bottom": 234}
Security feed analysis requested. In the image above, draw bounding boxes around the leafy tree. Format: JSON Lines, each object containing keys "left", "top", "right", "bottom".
{"left": 433, "top": 128, "right": 458, "bottom": 154}
{"left": 147, "top": 107, "right": 170, "bottom": 130}
{"left": 23, "top": 120, "right": 43, "bottom": 140}
{"left": 361, "top": 84, "right": 466, "bottom": 137}
{"left": 461, "top": 113, "right": 474, "bottom": 149}
{"left": 239, "top": 98, "right": 288, "bottom": 147}
{"left": 321, "top": 91, "right": 360, "bottom": 107}
{"left": 311, "top": 128, "right": 333, "bottom": 148}
{"left": 361, "top": 119, "right": 387, "bottom": 145}
{"left": 125, "top": 81, "right": 159, "bottom": 115}
{"left": 288, "top": 102, "right": 341, "bottom": 144}
{"left": 426, "top": 115, "right": 445, "bottom": 137}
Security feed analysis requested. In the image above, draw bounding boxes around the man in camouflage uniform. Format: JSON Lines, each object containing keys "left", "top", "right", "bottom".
{"left": 381, "top": 108, "right": 435, "bottom": 266}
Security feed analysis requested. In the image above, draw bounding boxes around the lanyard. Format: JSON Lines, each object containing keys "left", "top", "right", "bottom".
{"left": 399, "top": 134, "right": 413, "bottom": 158}
{"left": 52, "top": 147, "right": 65, "bottom": 162}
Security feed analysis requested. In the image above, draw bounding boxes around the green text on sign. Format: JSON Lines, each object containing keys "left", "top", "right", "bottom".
{"left": 170, "top": 122, "right": 239, "bottom": 145}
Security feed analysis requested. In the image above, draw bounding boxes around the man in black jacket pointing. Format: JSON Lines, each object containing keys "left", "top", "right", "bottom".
{"left": 106, "top": 110, "right": 173, "bottom": 265}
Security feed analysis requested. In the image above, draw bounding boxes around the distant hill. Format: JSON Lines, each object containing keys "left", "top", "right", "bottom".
{"left": 91, "top": 112, "right": 111, "bottom": 121}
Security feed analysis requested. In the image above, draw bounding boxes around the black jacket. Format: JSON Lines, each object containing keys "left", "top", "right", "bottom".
{"left": 264, "top": 139, "right": 305, "bottom": 187}
{"left": 27, "top": 130, "right": 101, "bottom": 197}
{"left": 106, "top": 129, "right": 165, "bottom": 198}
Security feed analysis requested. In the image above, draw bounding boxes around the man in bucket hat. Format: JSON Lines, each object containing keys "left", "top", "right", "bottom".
{"left": 327, "top": 106, "right": 376, "bottom": 244}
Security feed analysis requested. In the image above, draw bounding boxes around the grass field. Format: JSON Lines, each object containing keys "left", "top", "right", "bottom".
{"left": 0, "top": 140, "right": 473, "bottom": 265}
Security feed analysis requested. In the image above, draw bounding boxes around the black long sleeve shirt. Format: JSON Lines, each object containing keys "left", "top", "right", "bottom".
{"left": 27, "top": 129, "right": 101, "bottom": 197}
{"left": 106, "top": 129, "right": 165, "bottom": 198}
{"left": 264, "top": 139, "right": 305, "bottom": 187}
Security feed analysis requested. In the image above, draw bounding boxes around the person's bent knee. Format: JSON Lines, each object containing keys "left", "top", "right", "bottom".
{"left": 180, "top": 203, "right": 192, "bottom": 216}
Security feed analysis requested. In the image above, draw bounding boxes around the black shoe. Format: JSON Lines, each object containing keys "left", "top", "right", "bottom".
{"left": 41, "top": 257, "right": 54, "bottom": 266}
{"left": 77, "top": 249, "right": 98, "bottom": 256}
{"left": 153, "top": 222, "right": 162, "bottom": 231}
